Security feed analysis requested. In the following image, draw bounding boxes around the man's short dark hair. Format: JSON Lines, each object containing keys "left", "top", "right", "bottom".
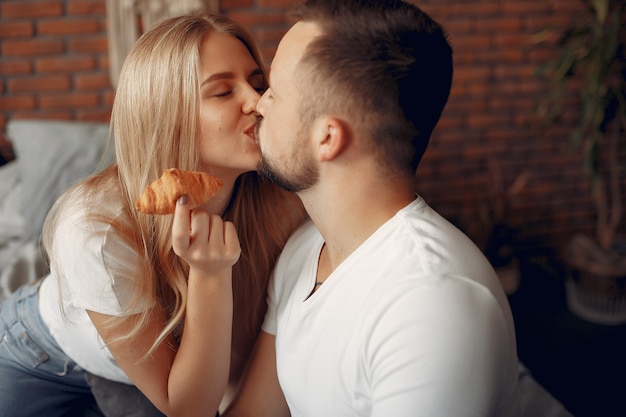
{"left": 291, "top": 0, "right": 453, "bottom": 175}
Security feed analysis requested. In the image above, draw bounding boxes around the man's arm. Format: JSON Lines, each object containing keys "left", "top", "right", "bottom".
{"left": 222, "top": 331, "right": 290, "bottom": 417}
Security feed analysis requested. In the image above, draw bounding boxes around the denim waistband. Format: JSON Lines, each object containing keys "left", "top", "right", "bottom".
{"left": 1, "top": 279, "right": 64, "bottom": 358}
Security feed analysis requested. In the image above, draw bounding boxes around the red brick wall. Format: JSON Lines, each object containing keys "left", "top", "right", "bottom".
{"left": 0, "top": 0, "right": 111, "bottom": 122}
{"left": 0, "top": 0, "right": 623, "bottom": 257}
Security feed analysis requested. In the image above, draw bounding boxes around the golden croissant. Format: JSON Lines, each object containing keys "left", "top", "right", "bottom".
{"left": 135, "top": 168, "right": 223, "bottom": 215}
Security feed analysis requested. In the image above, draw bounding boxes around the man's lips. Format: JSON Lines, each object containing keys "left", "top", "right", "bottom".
{"left": 253, "top": 116, "right": 263, "bottom": 144}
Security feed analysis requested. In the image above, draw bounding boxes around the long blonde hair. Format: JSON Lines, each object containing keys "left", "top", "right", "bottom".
{"left": 43, "top": 13, "right": 305, "bottom": 357}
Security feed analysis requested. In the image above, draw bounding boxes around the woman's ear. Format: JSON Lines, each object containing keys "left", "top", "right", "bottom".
{"left": 313, "top": 116, "right": 351, "bottom": 162}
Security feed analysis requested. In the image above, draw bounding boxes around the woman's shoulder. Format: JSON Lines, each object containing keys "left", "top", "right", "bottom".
{"left": 52, "top": 176, "right": 130, "bottom": 248}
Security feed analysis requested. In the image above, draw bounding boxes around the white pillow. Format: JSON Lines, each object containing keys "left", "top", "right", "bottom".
{"left": 0, "top": 161, "right": 24, "bottom": 242}
{"left": 8, "top": 119, "right": 114, "bottom": 241}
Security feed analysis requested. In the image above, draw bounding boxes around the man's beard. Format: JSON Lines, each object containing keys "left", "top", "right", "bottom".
{"left": 256, "top": 116, "right": 318, "bottom": 193}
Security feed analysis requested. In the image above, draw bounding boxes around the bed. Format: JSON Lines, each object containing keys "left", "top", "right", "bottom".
{"left": 0, "top": 119, "right": 113, "bottom": 302}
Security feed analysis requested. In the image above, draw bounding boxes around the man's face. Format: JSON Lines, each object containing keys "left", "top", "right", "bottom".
{"left": 255, "top": 22, "right": 321, "bottom": 193}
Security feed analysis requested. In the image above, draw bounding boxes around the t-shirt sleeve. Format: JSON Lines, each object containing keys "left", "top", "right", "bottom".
{"left": 261, "top": 265, "right": 279, "bottom": 336}
{"left": 53, "top": 205, "right": 150, "bottom": 316}
{"left": 366, "top": 276, "right": 518, "bottom": 417}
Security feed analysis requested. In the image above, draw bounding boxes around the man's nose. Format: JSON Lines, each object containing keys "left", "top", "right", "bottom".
{"left": 256, "top": 89, "right": 269, "bottom": 116}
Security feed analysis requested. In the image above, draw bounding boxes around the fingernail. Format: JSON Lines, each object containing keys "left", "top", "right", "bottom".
{"left": 178, "top": 195, "right": 188, "bottom": 205}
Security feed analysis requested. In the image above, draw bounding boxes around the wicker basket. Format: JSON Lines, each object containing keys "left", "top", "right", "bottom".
{"left": 565, "top": 275, "right": 626, "bottom": 325}
{"left": 564, "top": 234, "right": 626, "bottom": 325}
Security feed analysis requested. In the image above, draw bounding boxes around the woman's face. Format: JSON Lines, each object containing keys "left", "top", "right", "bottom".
{"left": 197, "top": 31, "right": 264, "bottom": 182}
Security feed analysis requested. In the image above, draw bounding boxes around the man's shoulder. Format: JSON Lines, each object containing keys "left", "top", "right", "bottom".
{"left": 283, "top": 219, "right": 320, "bottom": 251}
{"left": 272, "top": 220, "right": 320, "bottom": 276}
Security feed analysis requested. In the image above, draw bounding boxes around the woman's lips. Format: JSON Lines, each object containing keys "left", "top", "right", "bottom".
{"left": 244, "top": 124, "right": 256, "bottom": 141}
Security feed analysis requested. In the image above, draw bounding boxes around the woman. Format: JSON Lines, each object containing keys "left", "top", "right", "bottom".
{"left": 0, "top": 13, "right": 305, "bottom": 417}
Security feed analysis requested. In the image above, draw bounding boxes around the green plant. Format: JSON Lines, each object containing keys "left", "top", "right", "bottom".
{"left": 535, "top": 0, "right": 625, "bottom": 251}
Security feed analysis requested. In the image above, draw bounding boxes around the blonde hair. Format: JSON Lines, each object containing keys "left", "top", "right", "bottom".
{"left": 43, "top": 13, "right": 305, "bottom": 358}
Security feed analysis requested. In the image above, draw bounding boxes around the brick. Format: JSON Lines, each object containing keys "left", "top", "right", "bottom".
{"left": 552, "top": 0, "right": 586, "bottom": 14}
{"left": 449, "top": 34, "right": 492, "bottom": 50}
{"left": 446, "top": 98, "right": 487, "bottom": 113}
{"left": 0, "top": 60, "right": 32, "bottom": 75}
{"left": 35, "top": 56, "right": 96, "bottom": 73}
{"left": 256, "top": 28, "right": 287, "bottom": 43}
{"left": 485, "top": 128, "right": 527, "bottom": 142}
{"left": 2, "top": 39, "right": 64, "bottom": 56}
{"left": 38, "top": 19, "right": 101, "bottom": 35}
{"left": 0, "top": 22, "right": 34, "bottom": 38}
{"left": 470, "top": 48, "right": 524, "bottom": 64}
{"left": 102, "top": 91, "right": 115, "bottom": 106}
{"left": 221, "top": 0, "right": 254, "bottom": 9}
{"left": 1, "top": 1, "right": 63, "bottom": 18}
{"left": 67, "top": 36, "right": 108, "bottom": 53}
{"left": 38, "top": 92, "right": 100, "bottom": 108}
{"left": 260, "top": 46, "right": 277, "bottom": 64}
{"left": 227, "top": 11, "right": 288, "bottom": 28}
{"left": 503, "top": 1, "right": 552, "bottom": 14}
{"left": 492, "top": 64, "right": 530, "bottom": 80}
{"left": 0, "top": 95, "right": 36, "bottom": 111}
{"left": 67, "top": 0, "right": 107, "bottom": 15}
{"left": 74, "top": 73, "right": 111, "bottom": 89}
{"left": 445, "top": 18, "right": 475, "bottom": 35}
{"left": 10, "top": 111, "right": 72, "bottom": 121}
{"left": 466, "top": 113, "right": 503, "bottom": 129}
{"left": 257, "top": 0, "right": 297, "bottom": 7}
{"left": 479, "top": 17, "right": 523, "bottom": 33}
{"left": 449, "top": 3, "right": 501, "bottom": 17}
{"left": 495, "top": 33, "right": 532, "bottom": 48}
{"left": 524, "top": 15, "right": 572, "bottom": 33}
{"left": 97, "top": 55, "right": 109, "bottom": 71}
{"left": 76, "top": 109, "right": 111, "bottom": 122}
{"left": 8, "top": 75, "right": 70, "bottom": 92}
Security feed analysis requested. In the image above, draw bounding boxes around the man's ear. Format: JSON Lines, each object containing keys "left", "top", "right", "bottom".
{"left": 313, "top": 116, "right": 351, "bottom": 162}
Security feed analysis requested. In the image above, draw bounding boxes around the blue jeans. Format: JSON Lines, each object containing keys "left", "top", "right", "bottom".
{"left": 0, "top": 281, "right": 102, "bottom": 417}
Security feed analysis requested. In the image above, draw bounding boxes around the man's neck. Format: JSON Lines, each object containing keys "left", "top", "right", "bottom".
{"left": 300, "top": 175, "right": 415, "bottom": 275}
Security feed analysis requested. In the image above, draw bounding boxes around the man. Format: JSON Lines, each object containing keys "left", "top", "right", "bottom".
{"left": 225, "top": 0, "right": 521, "bottom": 416}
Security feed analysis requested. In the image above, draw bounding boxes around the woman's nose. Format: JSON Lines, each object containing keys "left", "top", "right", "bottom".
{"left": 242, "top": 85, "right": 261, "bottom": 114}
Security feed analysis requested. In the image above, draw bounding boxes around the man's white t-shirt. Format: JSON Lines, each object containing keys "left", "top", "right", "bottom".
{"left": 263, "top": 196, "right": 521, "bottom": 417}
{"left": 38, "top": 190, "right": 150, "bottom": 384}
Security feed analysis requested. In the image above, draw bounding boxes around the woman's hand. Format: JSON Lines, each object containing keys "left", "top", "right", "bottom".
{"left": 171, "top": 195, "right": 241, "bottom": 275}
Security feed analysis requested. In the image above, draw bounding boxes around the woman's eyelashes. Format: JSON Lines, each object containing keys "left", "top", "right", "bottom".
{"left": 215, "top": 90, "right": 232, "bottom": 98}
{"left": 205, "top": 80, "right": 265, "bottom": 99}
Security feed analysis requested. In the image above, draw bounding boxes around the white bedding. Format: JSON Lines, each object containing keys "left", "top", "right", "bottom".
{"left": 0, "top": 119, "right": 113, "bottom": 302}
{"left": 0, "top": 161, "right": 44, "bottom": 301}
{"left": 0, "top": 161, "right": 23, "bottom": 244}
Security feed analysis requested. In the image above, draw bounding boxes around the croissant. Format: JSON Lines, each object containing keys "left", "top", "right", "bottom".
{"left": 135, "top": 168, "right": 223, "bottom": 215}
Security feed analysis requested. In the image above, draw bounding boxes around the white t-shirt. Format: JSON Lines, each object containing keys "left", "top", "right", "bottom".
{"left": 39, "top": 189, "right": 151, "bottom": 384}
{"left": 263, "top": 197, "right": 521, "bottom": 417}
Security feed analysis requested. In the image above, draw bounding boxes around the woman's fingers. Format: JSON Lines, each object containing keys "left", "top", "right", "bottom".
{"left": 171, "top": 196, "right": 241, "bottom": 272}
{"left": 223, "top": 220, "right": 241, "bottom": 264}
{"left": 205, "top": 216, "right": 241, "bottom": 266}
{"left": 172, "top": 196, "right": 191, "bottom": 256}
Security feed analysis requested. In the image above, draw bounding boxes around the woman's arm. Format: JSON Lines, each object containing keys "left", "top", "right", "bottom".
{"left": 222, "top": 331, "right": 291, "bottom": 417}
{"left": 88, "top": 197, "right": 240, "bottom": 417}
